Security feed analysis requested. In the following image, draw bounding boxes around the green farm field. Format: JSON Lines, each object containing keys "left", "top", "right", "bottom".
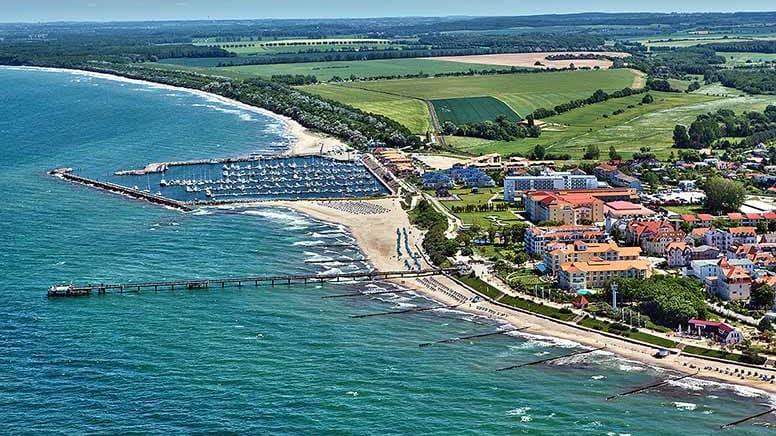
{"left": 301, "top": 83, "right": 431, "bottom": 133}
{"left": 432, "top": 96, "right": 520, "bottom": 124}
{"left": 338, "top": 68, "right": 641, "bottom": 117}
{"left": 445, "top": 91, "right": 776, "bottom": 158}
{"left": 224, "top": 58, "right": 503, "bottom": 81}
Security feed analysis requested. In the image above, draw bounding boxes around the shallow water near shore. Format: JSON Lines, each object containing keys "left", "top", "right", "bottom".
{"left": 1, "top": 67, "right": 775, "bottom": 434}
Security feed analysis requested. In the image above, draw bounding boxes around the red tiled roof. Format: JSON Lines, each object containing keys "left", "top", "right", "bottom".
{"left": 681, "top": 214, "right": 698, "bottom": 222}
{"left": 764, "top": 212, "right": 776, "bottom": 220}
{"left": 689, "top": 319, "right": 722, "bottom": 327}
{"left": 745, "top": 213, "right": 763, "bottom": 220}
{"left": 728, "top": 213, "right": 744, "bottom": 220}
{"left": 729, "top": 227, "right": 756, "bottom": 235}
{"left": 697, "top": 214, "right": 714, "bottom": 221}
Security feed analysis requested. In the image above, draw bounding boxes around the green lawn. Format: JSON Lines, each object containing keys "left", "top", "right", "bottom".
{"left": 302, "top": 84, "right": 431, "bottom": 134}
{"left": 663, "top": 204, "right": 707, "bottom": 215}
{"left": 457, "top": 275, "right": 575, "bottom": 321}
{"left": 580, "top": 318, "right": 678, "bottom": 348}
{"left": 432, "top": 96, "right": 521, "bottom": 124}
{"left": 340, "top": 69, "right": 640, "bottom": 117}
{"left": 438, "top": 188, "right": 521, "bottom": 228}
{"left": 227, "top": 58, "right": 503, "bottom": 81}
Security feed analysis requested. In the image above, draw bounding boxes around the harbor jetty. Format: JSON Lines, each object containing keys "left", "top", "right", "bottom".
{"left": 48, "top": 268, "right": 455, "bottom": 297}
{"left": 49, "top": 168, "right": 192, "bottom": 211}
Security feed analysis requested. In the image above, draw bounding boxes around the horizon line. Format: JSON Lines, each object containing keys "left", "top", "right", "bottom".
{"left": 3, "top": 9, "right": 776, "bottom": 26}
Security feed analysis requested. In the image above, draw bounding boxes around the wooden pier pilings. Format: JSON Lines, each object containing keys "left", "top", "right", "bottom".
{"left": 496, "top": 346, "right": 607, "bottom": 372}
{"left": 48, "top": 268, "right": 454, "bottom": 297}
{"left": 606, "top": 371, "right": 700, "bottom": 401}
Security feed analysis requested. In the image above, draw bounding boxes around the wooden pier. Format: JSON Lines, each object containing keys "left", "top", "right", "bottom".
{"left": 48, "top": 268, "right": 453, "bottom": 297}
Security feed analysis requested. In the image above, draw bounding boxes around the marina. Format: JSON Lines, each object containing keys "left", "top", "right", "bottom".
{"left": 58, "top": 154, "right": 394, "bottom": 207}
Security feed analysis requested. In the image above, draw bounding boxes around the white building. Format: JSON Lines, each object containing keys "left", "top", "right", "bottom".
{"left": 504, "top": 169, "right": 598, "bottom": 202}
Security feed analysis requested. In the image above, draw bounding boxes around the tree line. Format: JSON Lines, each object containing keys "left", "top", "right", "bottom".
{"left": 672, "top": 105, "right": 776, "bottom": 149}
{"left": 529, "top": 87, "right": 646, "bottom": 120}
{"left": 441, "top": 116, "right": 540, "bottom": 141}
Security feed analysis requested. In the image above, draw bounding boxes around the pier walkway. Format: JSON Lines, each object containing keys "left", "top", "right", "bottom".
{"left": 48, "top": 268, "right": 454, "bottom": 297}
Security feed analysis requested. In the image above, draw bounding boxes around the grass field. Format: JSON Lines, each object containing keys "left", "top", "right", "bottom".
{"left": 445, "top": 91, "right": 776, "bottom": 158}
{"left": 339, "top": 69, "right": 640, "bottom": 117}
{"left": 634, "top": 33, "right": 776, "bottom": 48}
{"left": 302, "top": 84, "right": 430, "bottom": 133}
{"left": 719, "top": 51, "right": 776, "bottom": 66}
{"left": 438, "top": 188, "right": 522, "bottom": 228}
{"left": 432, "top": 96, "right": 520, "bottom": 124}
{"left": 223, "top": 58, "right": 504, "bottom": 82}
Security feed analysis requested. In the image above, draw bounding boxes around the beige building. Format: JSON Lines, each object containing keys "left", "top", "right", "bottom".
{"left": 544, "top": 241, "right": 641, "bottom": 276}
{"left": 559, "top": 259, "right": 651, "bottom": 290}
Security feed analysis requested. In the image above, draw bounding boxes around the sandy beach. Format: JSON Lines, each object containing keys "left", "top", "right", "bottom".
{"left": 263, "top": 198, "right": 431, "bottom": 272}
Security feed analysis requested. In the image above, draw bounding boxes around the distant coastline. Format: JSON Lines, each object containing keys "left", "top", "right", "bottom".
{"left": 0, "top": 65, "right": 346, "bottom": 157}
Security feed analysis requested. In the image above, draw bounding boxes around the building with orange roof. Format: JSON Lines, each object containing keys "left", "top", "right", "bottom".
{"left": 373, "top": 148, "right": 418, "bottom": 176}
{"left": 524, "top": 191, "right": 605, "bottom": 225}
{"left": 524, "top": 225, "right": 608, "bottom": 256}
{"left": 625, "top": 220, "right": 686, "bottom": 255}
{"left": 690, "top": 227, "right": 710, "bottom": 241}
{"left": 559, "top": 259, "right": 651, "bottom": 290}
{"left": 712, "top": 265, "right": 752, "bottom": 301}
{"left": 543, "top": 241, "right": 641, "bottom": 275}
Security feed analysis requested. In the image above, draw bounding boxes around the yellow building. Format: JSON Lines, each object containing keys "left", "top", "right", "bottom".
{"left": 559, "top": 259, "right": 651, "bottom": 290}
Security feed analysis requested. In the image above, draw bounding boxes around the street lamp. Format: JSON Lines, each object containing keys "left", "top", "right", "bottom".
{"left": 611, "top": 282, "right": 618, "bottom": 311}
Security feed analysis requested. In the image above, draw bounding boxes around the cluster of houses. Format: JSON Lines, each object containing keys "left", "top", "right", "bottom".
{"left": 373, "top": 148, "right": 418, "bottom": 177}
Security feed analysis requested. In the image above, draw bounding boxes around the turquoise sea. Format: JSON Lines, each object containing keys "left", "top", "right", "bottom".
{"left": 1, "top": 67, "right": 775, "bottom": 435}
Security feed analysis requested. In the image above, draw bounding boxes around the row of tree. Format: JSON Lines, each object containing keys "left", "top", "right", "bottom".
{"left": 529, "top": 87, "right": 646, "bottom": 120}
{"left": 442, "top": 116, "right": 539, "bottom": 141}
{"left": 704, "top": 68, "right": 776, "bottom": 95}
{"left": 672, "top": 106, "right": 776, "bottom": 149}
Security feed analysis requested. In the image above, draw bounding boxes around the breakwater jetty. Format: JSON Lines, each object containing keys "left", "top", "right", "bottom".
{"left": 49, "top": 168, "right": 192, "bottom": 211}
{"left": 48, "top": 268, "right": 454, "bottom": 297}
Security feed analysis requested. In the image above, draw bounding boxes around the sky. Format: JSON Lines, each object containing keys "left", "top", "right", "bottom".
{"left": 3, "top": 0, "right": 776, "bottom": 22}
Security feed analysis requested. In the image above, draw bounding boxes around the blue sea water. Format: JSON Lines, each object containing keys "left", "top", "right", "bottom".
{"left": 1, "top": 67, "right": 775, "bottom": 435}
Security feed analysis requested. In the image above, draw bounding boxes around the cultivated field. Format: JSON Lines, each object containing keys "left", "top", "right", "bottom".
{"left": 302, "top": 84, "right": 430, "bottom": 134}
{"left": 432, "top": 97, "right": 520, "bottom": 125}
{"left": 223, "top": 58, "right": 503, "bottom": 81}
{"left": 337, "top": 68, "right": 640, "bottom": 116}
{"left": 426, "top": 51, "right": 631, "bottom": 69}
{"left": 446, "top": 91, "right": 776, "bottom": 158}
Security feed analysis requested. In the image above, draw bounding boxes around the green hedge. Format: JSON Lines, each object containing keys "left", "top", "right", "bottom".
{"left": 580, "top": 318, "right": 677, "bottom": 348}
{"left": 457, "top": 275, "right": 575, "bottom": 321}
